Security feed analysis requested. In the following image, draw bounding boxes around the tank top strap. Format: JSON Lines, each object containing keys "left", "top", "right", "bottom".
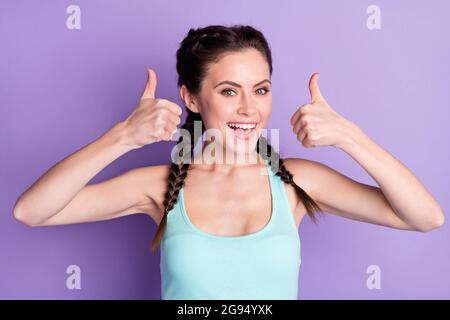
{"left": 263, "top": 158, "right": 298, "bottom": 235}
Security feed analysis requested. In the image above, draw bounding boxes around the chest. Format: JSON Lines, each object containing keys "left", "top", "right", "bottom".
{"left": 181, "top": 173, "right": 306, "bottom": 236}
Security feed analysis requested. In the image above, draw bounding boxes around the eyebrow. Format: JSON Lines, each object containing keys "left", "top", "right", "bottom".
{"left": 213, "top": 79, "right": 271, "bottom": 88}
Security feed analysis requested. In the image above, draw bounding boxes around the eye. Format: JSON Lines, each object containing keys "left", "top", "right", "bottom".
{"left": 221, "top": 88, "right": 236, "bottom": 96}
{"left": 256, "top": 87, "right": 270, "bottom": 95}
{"left": 221, "top": 87, "right": 271, "bottom": 97}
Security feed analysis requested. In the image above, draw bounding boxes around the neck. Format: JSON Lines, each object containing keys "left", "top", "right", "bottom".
{"left": 190, "top": 146, "right": 265, "bottom": 174}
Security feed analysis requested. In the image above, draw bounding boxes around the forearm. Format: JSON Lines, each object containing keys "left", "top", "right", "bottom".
{"left": 337, "top": 123, "right": 444, "bottom": 231}
{"left": 13, "top": 121, "right": 133, "bottom": 223}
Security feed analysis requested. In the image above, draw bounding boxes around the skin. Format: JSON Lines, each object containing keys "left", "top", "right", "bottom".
{"left": 180, "top": 48, "right": 272, "bottom": 171}
{"left": 127, "top": 49, "right": 301, "bottom": 234}
{"left": 15, "top": 48, "right": 443, "bottom": 235}
{"left": 151, "top": 48, "right": 445, "bottom": 234}
{"left": 173, "top": 48, "right": 294, "bottom": 235}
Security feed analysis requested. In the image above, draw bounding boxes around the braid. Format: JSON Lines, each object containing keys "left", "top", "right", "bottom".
{"left": 153, "top": 24, "right": 318, "bottom": 250}
{"left": 150, "top": 109, "right": 204, "bottom": 251}
{"left": 256, "top": 135, "right": 324, "bottom": 223}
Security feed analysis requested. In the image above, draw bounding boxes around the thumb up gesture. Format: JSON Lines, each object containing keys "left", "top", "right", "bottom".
{"left": 290, "top": 72, "right": 360, "bottom": 149}
{"left": 123, "top": 68, "right": 183, "bottom": 149}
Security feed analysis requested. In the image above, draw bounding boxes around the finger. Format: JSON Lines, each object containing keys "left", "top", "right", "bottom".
{"left": 290, "top": 104, "right": 308, "bottom": 127}
{"left": 297, "top": 127, "right": 308, "bottom": 145}
{"left": 308, "top": 72, "right": 324, "bottom": 103}
{"left": 293, "top": 118, "right": 305, "bottom": 136}
{"left": 166, "top": 111, "right": 181, "bottom": 127}
{"left": 154, "top": 126, "right": 173, "bottom": 142}
{"left": 141, "top": 68, "right": 157, "bottom": 100}
{"left": 157, "top": 105, "right": 182, "bottom": 126}
{"left": 290, "top": 107, "right": 304, "bottom": 126}
{"left": 162, "top": 126, "right": 177, "bottom": 141}
{"left": 163, "top": 117, "right": 179, "bottom": 134}
{"left": 164, "top": 100, "right": 183, "bottom": 116}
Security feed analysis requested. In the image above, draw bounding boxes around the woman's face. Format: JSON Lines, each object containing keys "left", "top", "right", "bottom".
{"left": 190, "top": 48, "right": 272, "bottom": 161}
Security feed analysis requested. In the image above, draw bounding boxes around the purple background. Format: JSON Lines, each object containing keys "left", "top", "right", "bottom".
{"left": 1, "top": 0, "right": 449, "bottom": 299}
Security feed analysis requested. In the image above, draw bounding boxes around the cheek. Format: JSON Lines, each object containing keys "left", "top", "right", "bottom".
{"left": 211, "top": 99, "right": 235, "bottom": 116}
{"left": 260, "top": 103, "right": 272, "bottom": 124}
{"left": 202, "top": 103, "right": 233, "bottom": 128}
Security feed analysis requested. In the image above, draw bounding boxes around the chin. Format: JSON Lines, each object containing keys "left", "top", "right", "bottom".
{"left": 224, "top": 137, "right": 259, "bottom": 163}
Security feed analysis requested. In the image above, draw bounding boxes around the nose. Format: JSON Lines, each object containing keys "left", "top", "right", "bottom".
{"left": 237, "top": 95, "right": 257, "bottom": 116}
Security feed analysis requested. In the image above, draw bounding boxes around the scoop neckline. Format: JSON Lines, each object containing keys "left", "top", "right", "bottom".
{"left": 179, "top": 159, "right": 275, "bottom": 240}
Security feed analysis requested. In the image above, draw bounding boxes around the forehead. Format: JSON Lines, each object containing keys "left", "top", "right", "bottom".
{"left": 204, "top": 49, "right": 270, "bottom": 84}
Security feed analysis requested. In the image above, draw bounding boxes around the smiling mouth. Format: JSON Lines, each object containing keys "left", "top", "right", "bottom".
{"left": 226, "top": 122, "right": 258, "bottom": 139}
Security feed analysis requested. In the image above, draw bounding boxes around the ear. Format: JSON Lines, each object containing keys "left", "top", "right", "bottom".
{"left": 179, "top": 85, "right": 200, "bottom": 113}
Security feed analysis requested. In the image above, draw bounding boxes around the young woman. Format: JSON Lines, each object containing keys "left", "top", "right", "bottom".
{"left": 13, "top": 25, "right": 444, "bottom": 300}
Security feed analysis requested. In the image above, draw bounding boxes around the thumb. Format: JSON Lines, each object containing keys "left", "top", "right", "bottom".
{"left": 141, "top": 68, "right": 157, "bottom": 100}
{"left": 308, "top": 72, "right": 324, "bottom": 103}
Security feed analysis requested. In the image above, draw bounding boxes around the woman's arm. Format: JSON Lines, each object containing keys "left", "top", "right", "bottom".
{"left": 289, "top": 72, "right": 444, "bottom": 231}
{"left": 286, "top": 125, "right": 444, "bottom": 232}
{"left": 13, "top": 68, "right": 182, "bottom": 227}
{"left": 335, "top": 125, "right": 444, "bottom": 231}
{"left": 13, "top": 121, "right": 136, "bottom": 226}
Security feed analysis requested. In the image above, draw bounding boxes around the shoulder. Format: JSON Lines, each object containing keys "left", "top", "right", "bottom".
{"left": 282, "top": 157, "right": 331, "bottom": 200}
{"left": 134, "top": 163, "right": 171, "bottom": 197}
{"left": 128, "top": 164, "right": 171, "bottom": 204}
{"left": 129, "top": 164, "right": 172, "bottom": 225}
{"left": 282, "top": 157, "right": 321, "bottom": 177}
{"left": 134, "top": 163, "right": 171, "bottom": 178}
{"left": 125, "top": 163, "right": 171, "bottom": 191}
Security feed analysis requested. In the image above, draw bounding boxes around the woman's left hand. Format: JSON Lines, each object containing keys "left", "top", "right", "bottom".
{"left": 290, "top": 72, "right": 362, "bottom": 149}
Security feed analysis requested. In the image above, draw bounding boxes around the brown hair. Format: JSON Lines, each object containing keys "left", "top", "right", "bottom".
{"left": 151, "top": 24, "right": 323, "bottom": 251}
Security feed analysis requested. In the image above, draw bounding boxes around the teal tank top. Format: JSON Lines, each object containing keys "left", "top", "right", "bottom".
{"left": 160, "top": 159, "right": 301, "bottom": 300}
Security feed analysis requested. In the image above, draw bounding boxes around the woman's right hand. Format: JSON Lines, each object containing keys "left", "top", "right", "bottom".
{"left": 122, "top": 68, "right": 183, "bottom": 149}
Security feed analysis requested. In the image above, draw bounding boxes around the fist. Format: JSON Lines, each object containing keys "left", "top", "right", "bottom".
{"left": 290, "top": 72, "right": 356, "bottom": 149}
{"left": 124, "top": 68, "right": 182, "bottom": 149}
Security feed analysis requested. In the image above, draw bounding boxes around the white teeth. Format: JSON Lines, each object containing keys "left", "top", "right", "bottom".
{"left": 227, "top": 122, "right": 257, "bottom": 130}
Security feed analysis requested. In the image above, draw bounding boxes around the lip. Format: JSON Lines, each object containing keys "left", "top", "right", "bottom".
{"left": 226, "top": 122, "right": 259, "bottom": 141}
{"left": 226, "top": 121, "right": 259, "bottom": 130}
{"left": 226, "top": 121, "right": 259, "bottom": 125}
